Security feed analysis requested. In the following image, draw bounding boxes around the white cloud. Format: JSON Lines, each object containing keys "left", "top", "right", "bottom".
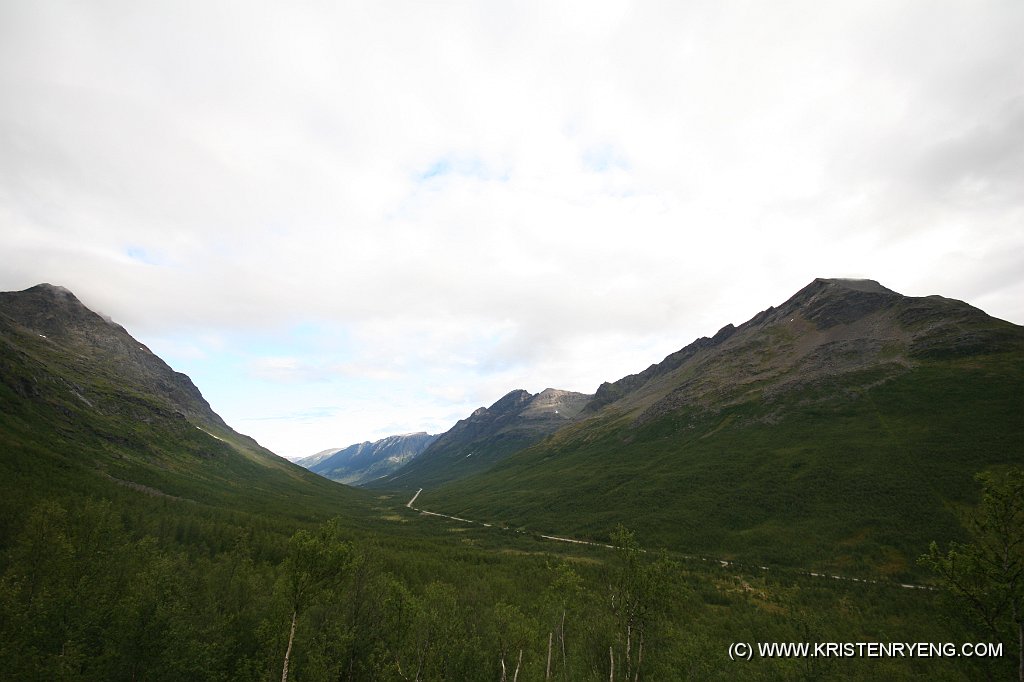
{"left": 2, "top": 0, "right": 1023, "bottom": 457}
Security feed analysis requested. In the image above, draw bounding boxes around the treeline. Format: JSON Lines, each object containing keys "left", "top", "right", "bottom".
{"left": 0, "top": 497, "right": 688, "bottom": 681}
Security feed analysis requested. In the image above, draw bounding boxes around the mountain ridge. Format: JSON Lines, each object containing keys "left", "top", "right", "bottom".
{"left": 298, "top": 431, "right": 439, "bottom": 485}
{"left": 582, "top": 277, "right": 1015, "bottom": 425}
{"left": 371, "top": 386, "right": 592, "bottom": 490}
{"left": 421, "top": 277, "right": 1024, "bottom": 578}
{"left": 0, "top": 283, "right": 228, "bottom": 429}
{"left": 0, "top": 283, "right": 372, "bottom": 521}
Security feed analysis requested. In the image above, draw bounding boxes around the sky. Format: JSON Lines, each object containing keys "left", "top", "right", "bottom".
{"left": 2, "top": 1, "right": 1023, "bottom": 460}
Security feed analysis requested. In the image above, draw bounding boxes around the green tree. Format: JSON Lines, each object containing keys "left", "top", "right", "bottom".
{"left": 0, "top": 500, "right": 73, "bottom": 680}
{"left": 608, "top": 525, "right": 677, "bottom": 681}
{"left": 921, "top": 468, "right": 1024, "bottom": 681}
{"left": 493, "top": 602, "right": 536, "bottom": 682}
{"left": 403, "top": 581, "right": 462, "bottom": 680}
{"left": 280, "top": 519, "right": 351, "bottom": 682}
{"left": 543, "top": 561, "right": 584, "bottom": 680}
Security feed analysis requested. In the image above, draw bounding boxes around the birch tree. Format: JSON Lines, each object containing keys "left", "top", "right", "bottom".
{"left": 544, "top": 561, "right": 583, "bottom": 679}
{"left": 493, "top": 602, "right": 534, "bottom": 682}
{"left": 608, "top": 525, "right": 676, "bottom": 681}
{"left": 922, "top": 468, "right": 1024, "bottom": 682}
{"left": 280, "top": 519, "right": 351, "bottom": 682}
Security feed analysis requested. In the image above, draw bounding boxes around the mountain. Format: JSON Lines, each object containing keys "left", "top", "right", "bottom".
{"left": 296, "top": 446, "right": 343, "bottom": 470}
{"left": 298, "top": 432, "right": 438, "bottom": 485}
{"left": 1, "top": 281, "right": 1016, "bottom": 680}
{"left": 422, "top": 278, "right": 1024, "bottom": 579}
{"left": 370, "top": 387, "right": 592, "bottom": 490}
{"left": 1, "top": 284, "right": 224, "bottom": 426}
{"left": 0, "top": 283, "right": 371, "bottom": 527}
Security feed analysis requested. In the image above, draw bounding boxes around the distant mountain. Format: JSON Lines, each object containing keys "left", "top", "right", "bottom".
{"left": 298, "top": 432, "right": 438, "bottom": 485}
{"left": 371, "top": 387, "right": 592, "bottom": 490}
{"left": 423, "top": 278, "right": 1024, "bottom": 579}
{"left": 0, "top": 283, "right": 371, "bottom": 522}
{"left": 296, "top": 447, "right": 343, "bottom": 470}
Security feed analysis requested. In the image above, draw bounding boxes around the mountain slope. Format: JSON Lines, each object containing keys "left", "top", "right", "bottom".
{"left": 298, "top": 432, "right": 438, "bottom": 485}
{"left": 0, "top": 284, "right": 372, "bottom": 529}
{"left": 423, "top": 278, "right": 1024, "bottom": 579}
{"left": 372, "top": 387, "right": 592, "bottom": 490}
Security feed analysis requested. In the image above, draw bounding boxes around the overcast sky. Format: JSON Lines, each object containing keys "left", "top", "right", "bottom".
{"left": 2, "top": 1, "right": 1022, "bottom": 459}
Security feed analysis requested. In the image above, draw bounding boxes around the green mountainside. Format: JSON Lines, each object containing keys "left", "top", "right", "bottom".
{"left": 0, "top": 283, "right": 374, "bottom": 532}
{"left": 422, "top": 278, "right": 1024, "bottom": 579}
{"left": 371, "top": 387, "right": 592, "bottom": 491}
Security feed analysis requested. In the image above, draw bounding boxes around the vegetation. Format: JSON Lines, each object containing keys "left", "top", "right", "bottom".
{"left": 2, "top": 282, "right": 1021, "bottom": 679}
{"left": 423, "top": 352, "right": 1024, "bottom": 582}
{"left": 0, "top": 490, "right": 1015, "bottom": 680}
{"left": 922, "top": 467, "right": 1024, "bottom": 681}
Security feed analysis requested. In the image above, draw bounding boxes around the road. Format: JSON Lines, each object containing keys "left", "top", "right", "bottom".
{"left": 404, "top": 489, "right": 934, "bottom": 591}
{"left": 406, "top": 488, "right": 422, "bottom": 508}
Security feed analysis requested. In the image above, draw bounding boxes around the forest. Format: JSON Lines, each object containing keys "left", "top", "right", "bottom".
{"left": 1, "top": 474, "right": 1018, "bottom": 682}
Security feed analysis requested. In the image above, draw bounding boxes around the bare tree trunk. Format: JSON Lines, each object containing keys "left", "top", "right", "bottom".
{"left": 625, "top": 622, "right": 632, "bottom": 681}
{"left": 414, "top": 636, "right": 430, "bottom": 682}
{"left": 393, "top": 654, "right": 409, "bottom": 681}
{"left": 560, "top": 610, "right": 567, "bottom": 674}
{"left": 281, "top": 609, "right": 297, "bottom": 682}
{"left": 513, "top": 648, "right": 523, "bottom": 682}
{"left": 546, "top": 631, "right": 553, "bottom": 679}
{"left": 500, "top": 656, "right": 507, "bottom": 682}
{"left": 634, "top": 637, "right": 643, "bottom": 682}
{"left": 609, "top": 647, "right": 614, "bottom": 682}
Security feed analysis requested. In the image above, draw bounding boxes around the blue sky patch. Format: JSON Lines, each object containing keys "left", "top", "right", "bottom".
{"left": 420, "top": 158, "right": 452, "bottom": 180}
{"left": 582, "top": 144, "right": 630, "bottom": 173}
{"left": 415, "top": 155, "right": 508, "bottom": 183}
{"left": 125, "top": 245, "right": 160, "bottom": 265}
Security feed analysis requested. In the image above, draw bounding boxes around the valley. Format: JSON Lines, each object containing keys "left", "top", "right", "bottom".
{"left": 403, "top": 486, "right": 937, "bottom": 592}
{"left": 1, "top": 280, "right": 1021, "bottom": 680}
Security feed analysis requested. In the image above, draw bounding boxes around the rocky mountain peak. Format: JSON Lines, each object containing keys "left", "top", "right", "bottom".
{"left": 0, "top": 283, "right": 222, "bottom": 428}
{"left": 0, "top": 283, "right": 109, "bottom": 338}
{"left": 816, "top": 278, "right": 895, "bottom": 294}
{"left": 521, "top": 388, "right": 593, "bottom": 419}
{"left": 775, "top": 277, "right": 903, "bottom": 330}
{"left": 28, "top": 282, "right": 76, "bottom": 297}
{"left": 487, "top": 389, "right": 534, "bottom": 415}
